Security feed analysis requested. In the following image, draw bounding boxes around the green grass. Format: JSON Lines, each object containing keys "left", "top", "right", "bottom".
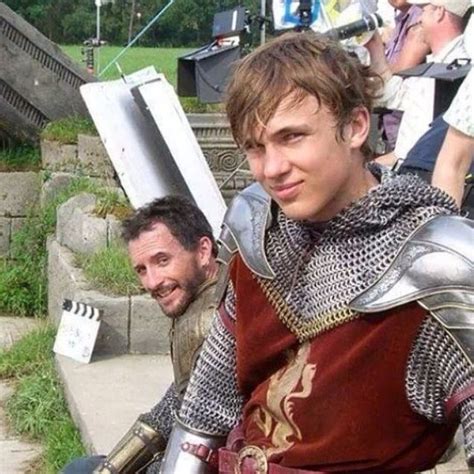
{"left": 60, "top": 44, "right": 221, "bottom": 113}
{"left": 0, "top": 177, "right": 130, "bottom": 317}
{"left": 76, "top": 241, "right": 142, "bottom": 296}
{"left": 0, "top": 325, "right": 85, "bottom": 473}
{"left": 93, "top": 190, "right": 132, "bottom": 220}
{"left": 41, "top": 117, "right": 97, "bottom": 145}
{"left": 0, "top": 145, "right": 41, "bottom": 172}
{"left": 61, "top": 44, "right": 192, "bottom": 84}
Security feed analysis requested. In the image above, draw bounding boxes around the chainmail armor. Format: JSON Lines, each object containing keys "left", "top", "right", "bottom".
{"left": 407, "top": 315, "right": 474, "bottom": 461}
{"left": 223, "top": 279, "right": 236, "bottom": 321}
{"left": 177, "top": 170, "right": 465, "bottom": 449}
{"left": 259, "top": 169, "right": 456, "bottom": 341}
{"left": 179, "top": 284, "right": 242, "bottom": 435}
{"left": 139, "top": 383, "right": 180, "bottom": 442}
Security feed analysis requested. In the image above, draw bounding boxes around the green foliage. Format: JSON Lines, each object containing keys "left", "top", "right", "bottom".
{"left": 94, "top": 189, "right": 132, "bottom": 220}
{"left": 41, "top": 117, "right": 97, "bottom": 145}
{"left": 76, "top": 241, "right": 142, "bottom": 296}
{"left": 0, "top": 177, "right": 127, "bottom": 317}
{"left": 0, "top": 324, "right": 53, "bottom": 379}
{"left": 0, "top": 145, "right": 41, "bottom": 172}
{"left": 4, "top": 0, "right": 261, "bottom": 47}
{"left": 0, "top": 325, "right": 85, "bottom": 472}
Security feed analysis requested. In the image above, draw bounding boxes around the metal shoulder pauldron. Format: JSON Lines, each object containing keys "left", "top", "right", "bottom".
{"left": 217, "top": 182, "right": 275, "bottom": 279}
{"left": 350, "top": 216, "right": 474, "bottom": 363}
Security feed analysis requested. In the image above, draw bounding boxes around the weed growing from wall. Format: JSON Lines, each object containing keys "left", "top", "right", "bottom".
{"left": 0, "top": 145, "right": 41, "bottom": 172}
{"left": 75, "top": 241, "right": 142, "bottom": 296}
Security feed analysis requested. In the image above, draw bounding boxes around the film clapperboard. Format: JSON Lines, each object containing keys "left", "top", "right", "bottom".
{"left": 53, "top": 299, "right": 102, "bottom": 363}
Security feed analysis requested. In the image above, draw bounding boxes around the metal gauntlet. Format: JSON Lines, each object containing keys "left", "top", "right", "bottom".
{"left": 160, "top": 417, "right": 226, "bottom": 473}
{"left": 93, "top": 418, "right": 166, "bottom": 474}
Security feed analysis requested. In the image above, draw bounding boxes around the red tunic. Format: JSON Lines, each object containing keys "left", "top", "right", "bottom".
{"left": 227, "top": 256, "right": 457, "bottom": 473}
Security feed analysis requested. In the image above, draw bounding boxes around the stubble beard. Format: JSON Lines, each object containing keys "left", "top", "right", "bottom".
{"left": 159, "top": 264, "right": 207, "bottom": 319}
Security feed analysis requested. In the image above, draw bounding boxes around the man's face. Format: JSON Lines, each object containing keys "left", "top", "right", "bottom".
{"left": 244, "top": 93, "right": 371, "bottom": 222}
{"left": 419, "top": 3, "right": 438, "bottom": 42}
{"left": 128, "top": 222, "right": 207, "bottom": 318}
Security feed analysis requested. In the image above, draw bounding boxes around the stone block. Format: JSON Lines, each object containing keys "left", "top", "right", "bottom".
{"left": 40, "top": 140, "right": 78, "bottom": 172}
{"left": 0, "top": 217, "right": 11, "bottom": 257}
{"left": 47, "top": 237, "right": 130, "bottom": 355}
{"left": 107, "top": 215, "right": 123, "bottom": 245}
{"left": 47, "top": 238, "right": 89, "bottom": 326}
{"left": 130, "top": 294, "right": 171, "bottom": 354}
{"left": 56, "top": 193, "right": 108, "bottom": 255}
{"left": 40, "top": 172, "right": 75, "bottom": 205}
{"left": 75, "top": 290, "right": 130, "bottom": 356}
{"left": 0, "top": 172, "right": 40, "bottom": 216}
{"left": 77, "top": 135, "right": 115, "bottom": 179}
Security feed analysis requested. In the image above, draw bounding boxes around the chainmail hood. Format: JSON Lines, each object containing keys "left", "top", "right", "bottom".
{"left": 259, "top": 168, "right": 457, "bottom": 341}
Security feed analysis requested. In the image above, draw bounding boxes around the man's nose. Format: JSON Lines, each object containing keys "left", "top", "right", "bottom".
{"left": 143, "top": 266, "right": 165, "bottom": 291}
{"left": 263, "top": 144, "right": 291, "bottom": 179}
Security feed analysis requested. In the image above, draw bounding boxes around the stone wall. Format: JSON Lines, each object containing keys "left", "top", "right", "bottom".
{"left": 41, "top": 134, "right": 115, "bottom": 179}
{"left": 5, "top": 113, "right": 252, "bottom": 355}
{"left": 187, "top": 113, "right": 254, "bottom": 202}
{"left": 0, "top": 171, "right": 40, "bottom": 258}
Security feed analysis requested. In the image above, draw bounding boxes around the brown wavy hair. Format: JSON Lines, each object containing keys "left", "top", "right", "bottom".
{"left": 225, "top": 31, "right": 382, "bottom": 157}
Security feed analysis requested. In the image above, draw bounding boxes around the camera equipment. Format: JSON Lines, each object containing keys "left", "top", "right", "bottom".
{"left": 324, "top": 13, "right": 383, "bottom": 41}
{"left": 297, "top": 0, "right": 313, "bottom": 30}
{"left": 177, "top": 6, "right": 248, "bottom": 103}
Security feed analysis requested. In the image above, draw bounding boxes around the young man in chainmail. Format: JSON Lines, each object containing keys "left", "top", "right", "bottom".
{"left": 62, "top": 196, "right": 219, "bottom": 474}
{"left": 159, "top": 32, "right": 474, "bottom": 473}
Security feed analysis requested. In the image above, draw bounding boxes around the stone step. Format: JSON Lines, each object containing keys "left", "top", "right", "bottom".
{"left": 55, "top": 353, "right": 173, "bottom": 456}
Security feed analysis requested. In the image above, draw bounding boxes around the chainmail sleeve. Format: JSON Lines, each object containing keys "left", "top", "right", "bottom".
{"left": 407, "top": 315, "right": 474, "bottom": 463}
{"left": 139, "top": 382, "right": 181, "bottom": 441}
{"left": 178, "top": 280, "right": 243, "bottom": 435}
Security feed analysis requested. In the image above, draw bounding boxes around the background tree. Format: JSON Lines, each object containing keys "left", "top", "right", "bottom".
{"left": 4, "top": 0, "right": 262, "bottom": 46}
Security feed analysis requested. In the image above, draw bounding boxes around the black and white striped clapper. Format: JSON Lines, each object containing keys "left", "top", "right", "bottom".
{"left": 53, "top": 299, "right": 102, "bottom": 364}
{"left": 62, "top": 299, "right": 101, "bottom": 320}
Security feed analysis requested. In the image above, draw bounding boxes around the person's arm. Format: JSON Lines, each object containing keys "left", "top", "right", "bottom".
{"left": 365, "top": 31, "right": 404, "bottom": 109}
{"left": 160, "top": 283, "right": 243, "bottom": 472}
{"left": 407, "top": 315, "right": 474, "bottom": 465}
{"left": 390, "top": 23, "right": 429, "bottom": 73}
{"left": 432, "top": 127, "right": 474, "bottom": 206}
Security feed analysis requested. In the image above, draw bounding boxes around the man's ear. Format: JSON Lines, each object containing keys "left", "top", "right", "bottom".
{"left": 197, "top": 236, "right": 214, "bottom": 265}
{"left": 347, "top": 106, "right": 371, "bottom": 150}
{"left": 434, "top": 5, "right": 446, "bottom": 22}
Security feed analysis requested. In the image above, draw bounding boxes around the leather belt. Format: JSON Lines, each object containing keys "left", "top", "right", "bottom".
{"left": 219, "top": 447, "right": 328, "bottom": 474}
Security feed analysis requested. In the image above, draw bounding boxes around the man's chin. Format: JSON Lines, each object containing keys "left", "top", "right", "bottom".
{"left": 159, "top": 298, "right": 189, "bottom": 319}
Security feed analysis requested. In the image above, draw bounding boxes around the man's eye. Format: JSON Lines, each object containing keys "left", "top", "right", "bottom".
{"left": 136, "top": 267, "right": 146, "bottom": 276}
{"left": 284, "top": 133, "right": 302, "bottom": 143}
{"left": 244, "top": 144, "right": 264, "bottom": 154}
{"left": 157, "top": 258, "right": 169, "bottom": 266}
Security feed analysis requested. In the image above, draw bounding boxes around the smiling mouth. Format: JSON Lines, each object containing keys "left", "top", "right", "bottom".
{"left": 271, "top": 181, "right": 302, "bottom": 201}
{"left": 155, "top": 285, "right": 178, "bottom": 301}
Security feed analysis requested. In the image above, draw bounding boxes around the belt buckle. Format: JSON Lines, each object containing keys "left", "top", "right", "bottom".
{"left": 235, "top": 445, "right": 268, "bottom": 474}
